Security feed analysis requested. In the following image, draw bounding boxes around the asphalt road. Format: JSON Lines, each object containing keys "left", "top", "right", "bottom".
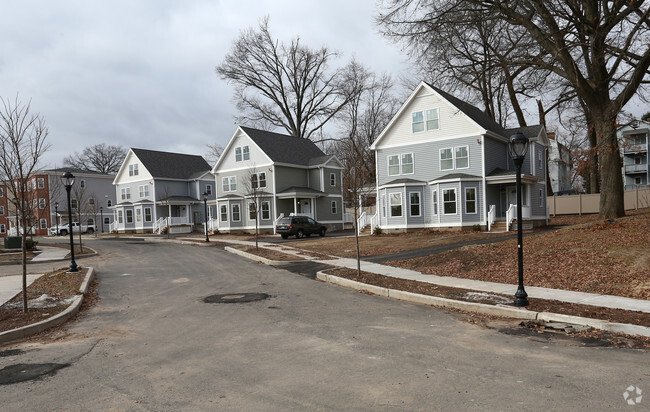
{"left": 0, "top": 239, "right": 647, "bottom": 410}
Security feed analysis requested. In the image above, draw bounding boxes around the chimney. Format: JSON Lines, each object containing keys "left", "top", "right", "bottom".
{"left": 547, "top": 132, "right": 556, "bottom": 140}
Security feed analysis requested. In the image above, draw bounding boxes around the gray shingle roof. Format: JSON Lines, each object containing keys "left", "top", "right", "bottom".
{"left": 383, "top": 178, "right": 427, "bottom": 186}
{"left": 240, "top": 127, "right": 327, "bottom": 166}
{"left": 434, "top": 173, "right": 482, "bottom": 180}
{"left": 429, "top": 85, "right": 508, "bottom": 137}
{"left": 131, "top": 148, "right": 210, "bottom": 180}
{"left": 505, "top": 125, "right": 543, "bottom": 139}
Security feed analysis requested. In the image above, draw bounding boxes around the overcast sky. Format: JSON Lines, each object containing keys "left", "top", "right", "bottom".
{"left": 0, "top": 0, "right": 412, "bottom": 170}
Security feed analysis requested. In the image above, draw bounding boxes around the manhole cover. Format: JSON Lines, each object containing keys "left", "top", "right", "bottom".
{"left": 203, "top": 293, "right": 269, "bottom": 303}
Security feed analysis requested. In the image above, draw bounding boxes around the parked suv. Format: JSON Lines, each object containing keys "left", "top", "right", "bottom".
{"left": 275, "top": 216, "right": 327, "bottom": 239}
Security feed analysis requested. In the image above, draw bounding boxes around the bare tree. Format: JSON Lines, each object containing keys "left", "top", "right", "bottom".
{"left": 205, "top": 143, "right": 225, "bottom": 166}
{"left": 216, "top": 16, "right": 363, "bottom": 141}
{"left": 64, "top": 143, "right": 126, "bottom": 174}
{"left": 242, "top": 166, "right": 269, "bottom": 249}
{"left": 0, "top": 96, "right": 50, "bottom": 313}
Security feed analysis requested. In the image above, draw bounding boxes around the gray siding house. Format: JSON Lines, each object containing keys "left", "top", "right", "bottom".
{"left": 369, "top": 82, "right": 549, "bottom": 232}
{"left": 211, "top": 126, "right": 344, "bottom": 233}
{"left": 111, "top": 148, "right": 214, "bottom": 233}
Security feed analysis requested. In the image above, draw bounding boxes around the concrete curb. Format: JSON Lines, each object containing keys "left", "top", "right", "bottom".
{"left": 0, "top": 267, "right": 95, "bottom": 344}
{"left": 224, "top": 246, "right": 304, "bottom": 266}
{"left": 316, "top": 272, "right": 650, "bottom": 338}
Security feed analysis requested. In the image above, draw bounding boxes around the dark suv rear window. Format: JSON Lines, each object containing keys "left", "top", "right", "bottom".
{"left": 277, "top": 217, "right": 292, "bottom": 225}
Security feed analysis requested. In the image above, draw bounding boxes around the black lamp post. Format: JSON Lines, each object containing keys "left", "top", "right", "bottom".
{"left": 61, "top": 171, "right": 78, "bottom": 272}
{"left": 203, "top": 191, "right": 209, "bottom": 242}
{"left": 54, "top": 202, "right": 59, "bottom": 236}
{"left": 100, "top": 206, "right": 104, "bottom": 233}
{"left": 508, "top": 132, "right": 529, "bottom": 307}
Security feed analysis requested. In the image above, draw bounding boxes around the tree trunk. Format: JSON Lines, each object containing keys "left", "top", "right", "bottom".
{"left": 593, "top": 117, "right": 625, "bottom": 218}
{"left": 21, "top": 219, "right": 28, "bottom": 313}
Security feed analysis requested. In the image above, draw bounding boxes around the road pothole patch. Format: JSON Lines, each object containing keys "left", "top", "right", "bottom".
{"left": 203, "top": 293, "right": 269, "bottom": 303}
{"left": 0, "top": 362, "right": 70, "bottom": 385}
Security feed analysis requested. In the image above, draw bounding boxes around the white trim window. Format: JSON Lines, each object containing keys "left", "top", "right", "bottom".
{"left": 261, "top": 201, "right": 270, "bottom": 220}
{"left": 205, "top": 184, "right": 212, "bottom": 195}
{"left": 126, "top": 210, "right": 133, "bottom": 223}
{"left": 220, "top": 205, "right": 228, "bottom": 222}
{"left": 0, "top": 187, "right": 3, "bottom": 197}
{"left": 71, "top": 199, "right": 78, "bottom": 209}
{"left": 136, "top": 208, "right": 142, "bottom": 222}
{"left": 235, "top": 146, "right": 250, "bottom": 162}
{"left": 330, "top": 173, "right": 336, "bottom": 186}
{"left": 539, "top": 188, "right": 544, "bottom": 207}
{"left": 138, "top": 185, "right": 150, "bottom": 198}
{"left": 144, "top": 207, "right": 152, "bottom": 222}
{"left": 331, "top": 200, "right": 337, "bottom": 214}
{"left": 40, "top": 218, "right": 47, "bottom": 229}
{"left": 465, "top": 188, "right": 477, "bottom": 214}
{"left": 129, "top": 164, "right": 139, "bottom": 176}
{"left": 248, "top": 202, "right": 257, "bottom": 220}
{"left": 0, "top": 224, "right": 5, "bottom": 234}
{"left": 251, "top": 172, "right": 267, "bottom": 189}
{"left": 409, "top": 192, "right": 421, "bottom": 217}
{"left": 231, "top": 204, "right": 241, "bottom": 222}
{"left": 432, "top": 190, "right": 438, "bottom": 215}
{"left": 104, "top": 217, "right": 110, "bottom": 225}
{"left": 443, "top": 189, "right": 457, "bottom": 214}
{"left": 389, "top": 193, "right": 402, "bottom": 217}
{"left": 222, "top": 176, "right": 237, "bottom": 192}
{"left": 412, "top": 108, "right": 439, "bottom": 133}
{"left": 117, "top": 210, "right": 123, "bottom": 223}
{"left": 39, "top": 198, "right": 46, "bottom": 209}
{"left": 121, "top": 188, "right": 131, "bottom": 200}
{"left": 440, "top": 146, "right": 469, "bottom": 170}
{"left": 37, "top": 178, "right": 45, "bottom": 189}
{"left": 0, "top": 205, "right": 4, "bottom": 215}
{"left": 388, "top": 153, "right": 414, "bottom": 176}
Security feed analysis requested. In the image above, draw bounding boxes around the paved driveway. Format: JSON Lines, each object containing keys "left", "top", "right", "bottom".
{"left": 0, "top": 239, "right": 646, "bottom": 410}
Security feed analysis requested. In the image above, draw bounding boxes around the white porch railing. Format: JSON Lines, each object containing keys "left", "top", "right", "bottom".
{"left": 370, "top": 213, "right": 379, "bottom": 234}
{"left": 357, "top": 211, "right": 367, "bottom": 235}
{"left": 487, "top": 204, "right": 495, "bottom": 232}
{"left": 505, "top": 204, "right": 516, "bottom": 232}
{"left": 207, "top": 218, "right": 219, "bottom": 232}
{"left": 168, "top": 216, "right": 190, "bottom": 226}
{"left": 273, "top": 213, "right": 285, "bottom": 234}
{"left": 153, "top": 217, "right": 167, "bottom": 234}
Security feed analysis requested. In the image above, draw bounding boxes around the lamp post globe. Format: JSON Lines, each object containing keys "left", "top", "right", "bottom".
{"left": 203, "top": 191, "right": 209, "bottom": 242}
{"left": 508, "top": 132, "right": 529, "bottom": 307}
{"left": 61, "top": 171, "right": 78, "bottom": 272}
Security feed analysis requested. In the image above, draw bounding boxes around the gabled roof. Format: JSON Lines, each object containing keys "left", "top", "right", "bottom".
{"left": 429, "top": 85, "right": 507, "bottom": 137}
{"left": 239, "top": 127, "right": 327, "bottom": 166}
{"left": 131, "top": 148, "right": 210, "bottom": 180}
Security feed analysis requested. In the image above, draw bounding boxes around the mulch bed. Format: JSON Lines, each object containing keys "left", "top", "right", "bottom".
{"left": 0, "top": 268, "right": 88, "bottom": 333}
{"left": 328, "top": 268, "right": 650, "bottom": 328}
{"left": 236, "top": 245, "right": 304, "bottom": 261}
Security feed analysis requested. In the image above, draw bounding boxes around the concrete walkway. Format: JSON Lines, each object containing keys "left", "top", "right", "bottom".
{"left": 0, "top": 274, "right": 43, "bottom": 306}
{"left": 234, "top": 240, "right": 650, "bottom": 315}
{"left": 31, "top": 246, "right": 69, "bottom": 262}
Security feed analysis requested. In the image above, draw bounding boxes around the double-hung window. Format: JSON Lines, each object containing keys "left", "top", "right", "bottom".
{"left": 440, "top": 146, "right": 469, "bottom": 170}
{"left": 248, "top": 202, "right": 257, "bottom": 220}
{"left": 37, "top": 178, "right": 45, "bottom": 189}
{"left": 220, "top": 205, "right": 228, "bottom": 222}
{"left": 443, "top": 189, "right": 457, "bottom": 214}
{"left": 0, "top": 224, "right": 5, "bottom": 233}
{"left": 39, "top": 198, "right": 46, "bottom": 209}
{"left": 0, "top": 206, "right": 4, "bottom": 215}
{"left": 144, "top": 207, "right": 152, "bottom": 222}
{"left": 121, "top": 188, "right": 131, "bottom": 200}
{"left": 261, "top": 201, "right": 270, "bottom": 220}
{"left": 388, "top": 153, "right": 414, "bottom": 175}
{"left": 222, "top": 176, "right": 237, "bottom": 192}
{"left": 330, "top": 173, "right": 336, "bottom": 186}
{"left": 126, "top": 210, "right": 133, "bottom": 223}
{"left": 139, "top": 185, "right": 150, "bottom": 198}
{"left": 136, "top": 209, "right": 142, "bottom": 222}
{"left": 235, "top": 147, "right": 242, "bottom": 162}
{"left": 129, "top": 164, "right": 139, "bottom": 176}
{"left": 205, "top": 184, "right": 212, "bottom": 195}
{"left": 251, "top": 172, "right": 266, "bottom": 189}
{"left": 231, "top": 204, "right": 241, "bottom": 222}
{"left": 118, "top": 210, "right": 123, "bottom": 223}
{"left": 243, "top": 146, "right": 250, "bottom": 160}
{"left": 40, "top": 219, "right": 47, "bottom": 229}
{"left": 331, "top": 200, "right": 337, "bottom": 214}
{"left": 409, "top": 192, "right": 421, "bottom": 217}
{"left": 465, "top": 188, "right": 476, "bottom": 214}
{"left": 432, "top": 190, "right": 438, "bottom": 215}
{"left": 389, "top": 193, "right": 402, "bottom": 217}
{"left": 412, "top": 108, "right": 439, "bottom": 132}
{"left": 235, "top": 146, "right": 250, "bottom": 162}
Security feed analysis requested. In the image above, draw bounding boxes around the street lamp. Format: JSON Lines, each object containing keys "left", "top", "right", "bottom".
{"left": 203, "top": 191, "right": 209, "bottom": 242}
{"left": 61, "top": 171, "right": 78, "bottom": 272}
{"left": 54, "top": 202, "right": 59, "bottom": 236}
{"left": 100, "top": 206, "right": 104, "bottom": 233}
{"left": 508, "top": 132, "right": 529, "bottom": 307}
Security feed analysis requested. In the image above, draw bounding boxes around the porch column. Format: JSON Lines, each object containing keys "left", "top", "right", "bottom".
{"left": 293, "top": 198, "right": 298, "bottom": 215}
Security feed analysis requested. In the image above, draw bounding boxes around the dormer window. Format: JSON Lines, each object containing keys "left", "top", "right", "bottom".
{"left": 412, "top": 108, "right": 439, "bottom": 133}
{"left": 129, "top": 164, "right": 139, "bottom": 176}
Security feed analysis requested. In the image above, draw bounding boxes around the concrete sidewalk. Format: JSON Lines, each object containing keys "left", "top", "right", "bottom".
{"left": 0, "top": 274, "right": 43, "bottom": 306}
{"left": 31, "top": 246, "right": 69, "bottom": 262}
{"left": 236, "top": 240, "right": 650, "bottom": 315}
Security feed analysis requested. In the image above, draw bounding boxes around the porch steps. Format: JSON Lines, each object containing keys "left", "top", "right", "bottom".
{"left": 490, "top": 221, "right": 509, "bottom": 233}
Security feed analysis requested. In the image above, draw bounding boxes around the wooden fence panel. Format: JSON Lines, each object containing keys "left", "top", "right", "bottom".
{"left": 548, "top": 187, "right": 650, "bottom": 215}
